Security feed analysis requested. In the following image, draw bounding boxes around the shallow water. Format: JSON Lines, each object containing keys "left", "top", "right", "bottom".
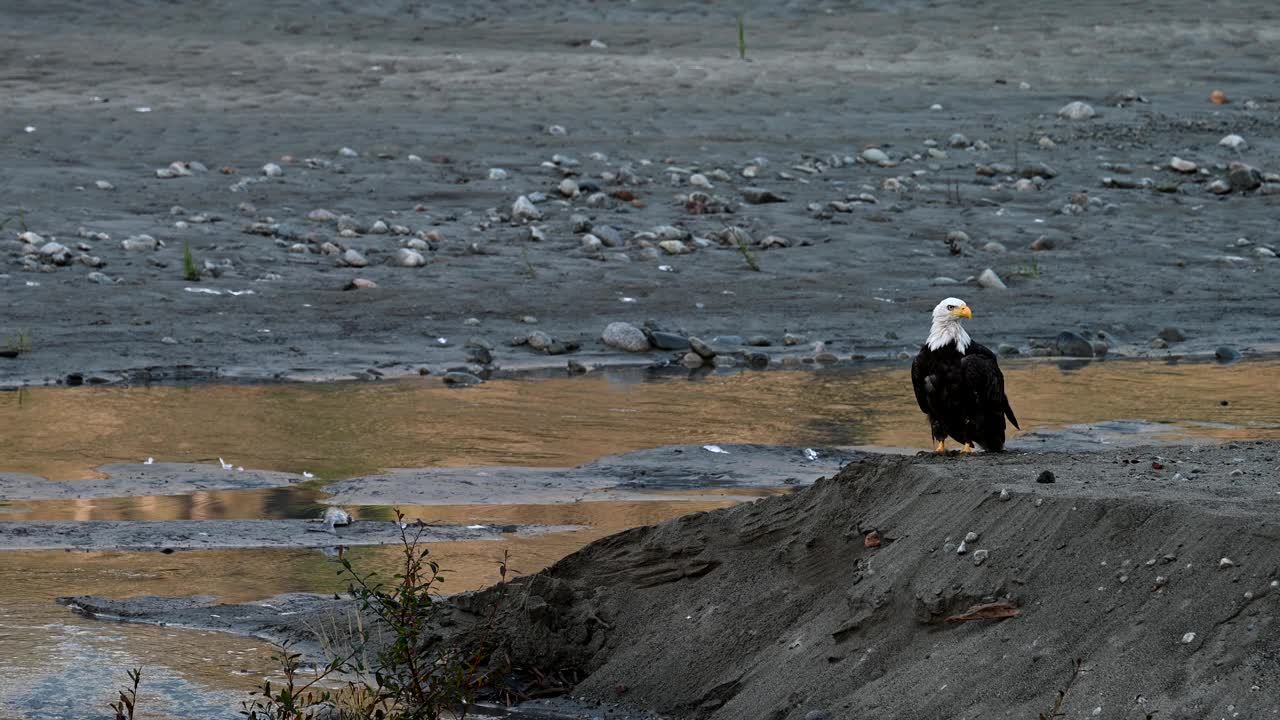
{"left": 1, "top": 359, "right": 1277, "bottom": 718}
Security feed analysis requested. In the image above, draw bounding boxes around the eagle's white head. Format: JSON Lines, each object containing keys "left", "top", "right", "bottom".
{"left": 927, "top": 297, "right": 972, "bottom": 352}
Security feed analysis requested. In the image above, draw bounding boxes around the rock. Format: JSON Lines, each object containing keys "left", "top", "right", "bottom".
{"left": 689, "top": 336, "right": 716, "bottom": 359}
{"left": 649, "top": 331, "right": 690, "bottom": 351}
{"left": 964, "top": 531, "right": 979, "bottom": 543}
{"left": 783, "top": 333, "right": 806, "bottom": 346}
{"left": 948, "top": 132, "right": 970, "bottom": 148}
{"left": 1091, "top": 341, "right": 1109, "bottom": 357}
{"left": 17, "top": 231, "right": 44, "bottom": 245}
{"left": 1214, "top": 346, "right": 1241, "bottom": 362}
{"left": 1057, "top": 101, "right": 1096, "bottom": 120}
{"left": 1208, "top": 179, "right": 1232, "bottom": 195}
{"left": 567, "top": 359, "right": 588, "bottom": 375}
{"left": 546, "top": 125, "right": 567, "bottom": 136}
{"left": 580, "top": 234, "right": 604, "bottom": 252}
{"left": 653, "top": 225, "right": 690, "bottom": 242}
{"left": 120, "top": 234, "right": 159, "bottom": 251}
{"left": 814, "top": 351, "right": 839, "bottom": 364}
{"left": 997, "top": 343, "right": 1019, "bottom": 355}
{"left": 977, "top": 268, "right": 1007, "bottom": 290}
{"left": 745, "top": 352, "right": 770, "bottom": 369}
{"left": 1158, "top": 327, "right": 1186, "bottom": 343}
{"left": 1169, "top": 157, "right": 1197, "bottom": 173}
{"left": 570, "top": 214, "right": 592, "bottom": 233}
{"left": 659, "top": 240, "right": 691, "bottom": 255}
{"left": 488, "top": 168, "right": 509, "bottom": 181}
{"left": 1036, "top": 470, "right": 1056, "bottom": 484}
{"left": 689, "top": 173, "right": 713, "bottom": 189}
{"left": 308, "top": 208, "right": 338, "bottom": 222}
{"left": 982, "top": 241, "right": 1007, "bottom": 253}
{"left": 998, "top": 488, "right": 1011, "bottom": 501}
{"left": 593, "top": 225, "right": 624, "bottom": 247}
{"left": 1227, "top": 162, "right": 1262, "bottom": 192}
{"left": 86, "top": 271, "right": 113, "bottom": 284}
{"left": 1180, "top": 632, "right": 1196, "bottom": 645}
{"left": 526, "top": 331, "right": 555, "bottom": 351}
{"left": 38, "top": 242, "right": 71, "bottom": 265}
{"left": 742, "top": 187, "right": 786, "bottom": 204}
{"left": 1030, "top": 236, "right": 1055, "bottom": 251}
{"left": 1218, "top": 557, "right": 1235, "bottom": 569}
{"left": 343, "top": 278, "right": 378, "bottom": 290}
{"left": 972, "top": 549, "right": 990, "bottom": 566}
{"left": 1020, "top": 162, "right": 1058, "bottom": 179}
{"left": 338, "top": 147, "right": 359, "bottom": 158}
{"left": 1219, "top": 134, "right": 1247, "bottom": 150}
{"left": 558, "top": 178, "right": 579, "bottom": 197}
{"left": 512, "top": 196, "right": 542, "bottom": 222}
{"left": 394, "top": 248, "right": 426, "bottom": 267}
{"left": 680, "top": 352, "right": 704, "bottom": 369}
{"left": 746, "top": 335, "right": 772, "bottom": 347}
{"left": 1055, "top": 331, "right": 1094, "bottom": 357}
{"left": 602, "top": 322, "right": 650, "bottom": 352}
{"left": 95, "top": 180, "right": 115, "bottom": 191}
{"left": 340, "top": 249, "right": 368, "bottom": 267}
{"left": 860, "top": 148, "right": 891, "bottom": 166}
{"left": 759, "top": 235, "right": 790, "bottom": 249}
{"left": 369, "top": 220, "right": 389, "bottom": 235}
{"left": 1149, "top": 338, "right": 1169, "bottom": 349}
{"left": 443, "top": 371, "right": 484, "bottom": 387}
{"left": 956, "top": 541, "right": 968, "bottom": 555}
{"left": 262, "top": 163, "right": 284, "bottom": 177}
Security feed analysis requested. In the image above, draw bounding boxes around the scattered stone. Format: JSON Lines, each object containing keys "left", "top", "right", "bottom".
{"left": 745, "top": 352, "right": 770, "bottom": 369}
{"left": 443, "top": 371, "right": 484, "bottom": 387}
{"left": 814, "top": 351, "right": 838, "bottom": 364}
{"left": 1158, "top": 327, "right": 1186, "bottom": 343}
{"left": 546, "top": 125, "right": 567, "bottom": 136}
{"left": 1218, "top": 557, "right": 1235, "bottom": 569}
{"left": 956, "top": 541, "right": 968, "bottom": 555}
{"left": 1214, "top": 346, "right": 1241, "bottom": 362}
{"left": 860, "top": 148, "right": 891, "bottom": 166}
{"left": 759, "top": 235, "right": 790, "bottom": 249}
{"left": 648, "top": 331, "right": 689, "bottom": 351}
{"left": 1057, "top": 101, "right": 1096, "bottom": 120}
{"left": 488, "top": 168, "right": 509, "bottom": 180}
{"left": 1169, "top": 157, "right": 1197, "bottom": 174}
{"left": 601, "top": 322, "right": 650, "bottom": 352}
{"left": 368, "top": 220, "right": 389, "bottom": 235}
{"left": 1036, "top": 470, "right": 1055, "bottom": 484}
{"left": 558, "top": 178, "right": 579, "bottom": 197}
{"left": 1219, "top": 134, "right": 1247, "bottom": 150}
{"left": 567, "top": 359, "right": 588, "bottom": 375}
{"left": 337, "top": 248, "right": 368, "bottom": 267}
{"left": 38, "top": 242, "right": 72, "bottom": 265}
{"left": 580, "top": 234, "right": 604, "bottom": 252}
{"left": 308, "top": 208, "right": 337, "bottom": 222}
{"left": 659, "top": 240, "right": 691, "bottom": 255}
{"left": 1180, "top": 632, "right": 1196, "bottom": 645}
{"left": 1020, "top": 162, "right": 1058, "bottom": 179}
{"left": 86, "top": 271, "right": 113, "bottom": 284}
{"left": 261, "top": 163, "right": 284, "bottom": 177}
{"left": 982, "top": 241, "right": 1007, "bottom": 253}
{"left": 680, "top": 352, "right": 704, "bottom": 369}
{"left": 977, "top": 268, "right": 1007, "bottom": 290}
{"left": 746, "top": 335, "right": 772, "bottom": 347}
{"left": 948, "top": 133, "right": 970, "bottom": 148}
{"left": 964, "top": 531, "right": 979, "bottom": 543}
{"left": 343, "top": 278, "right": 377, "bottom": 290}
{"left": 512, "top": 196, "right": 542, "bottom": 222}
{"left": 1030, "top": 236, "right": 1054, "bottom": 251}
{"left": 338, "top": 147, "right": 359, "bottom": 158}
{"left": 1055, "top": 331, "right": 1094, "bottom": 358}
{"left": 394, "top": 248, "right": 426, "bottom": 267}
{"left": 742, "top": 187, "right": 786, "bottom": 204}
{"left": 1207, "top": 179, "right": 1232, "bottom": 195}
{"left": 1227, "top": 162, "right": 1262, "bottom": 192}
{"left": 593, "top": 225, "right": 624, "bottom": 247}
{"left": 997, "top": 343, "right": 1019, "bottom": 355}
{"left": 689, "top": 173, "right": 713, "bottom": 189}
{"left": 120, "top": 234, "right": 159, "bottom": 252}
{"left": 972, "top": 549, "right": 990, "bottom": 566}
{"left": 783, "top": 333, "right": 807, "bottom": 346}
{"left": 689, "top": 336, "right": 716, "bottom": 359}
{"left": 998, "top": 488, "right": 1011, "bottom": 501}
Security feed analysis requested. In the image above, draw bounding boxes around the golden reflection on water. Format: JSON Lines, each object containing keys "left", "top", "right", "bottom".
{"left": 0, "top": 360, "right": 1276, "bottom": 483}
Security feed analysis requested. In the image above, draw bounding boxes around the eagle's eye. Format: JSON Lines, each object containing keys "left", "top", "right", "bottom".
{"left": 946, "top": 304, "right": 956, "bottom": 311}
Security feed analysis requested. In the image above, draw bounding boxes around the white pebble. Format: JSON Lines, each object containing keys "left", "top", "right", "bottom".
{"left": 1057, "top": 101, "right": 1096, "bottom": 120}
{"left": 262, "top": 163, "right": 284, "bottom": 177}
{"left": 1180, "top": 632, "right": 1196, "bottom": 644}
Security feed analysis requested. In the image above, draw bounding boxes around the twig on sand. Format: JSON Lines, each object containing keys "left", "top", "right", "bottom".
{"left": 944, "top": 600, "right": 1020, "bottom": 623}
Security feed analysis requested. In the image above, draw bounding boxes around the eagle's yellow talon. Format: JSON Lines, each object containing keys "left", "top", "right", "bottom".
{"left": 960, "top": 443, "right": 973, "bottom": 454}
{"left": 934, "top": 440, "right": 947, "bottom": 454}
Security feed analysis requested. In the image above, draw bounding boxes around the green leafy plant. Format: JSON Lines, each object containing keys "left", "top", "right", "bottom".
{"left": 5, "top": 329, "right": 33, "bottom": 355}
{"left": 183, "top": 242, "right": 200, "bottom": 282}
{"left": 737, "top": 13, "right": 746, "bottom": 59}
{"left": 110, "top": 667, "right": 142, "bottom": 720}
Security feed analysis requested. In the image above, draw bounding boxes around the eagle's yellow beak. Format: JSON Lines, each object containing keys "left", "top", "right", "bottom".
{"left": 953, "top": 305, "right": 973, "bottom": 319}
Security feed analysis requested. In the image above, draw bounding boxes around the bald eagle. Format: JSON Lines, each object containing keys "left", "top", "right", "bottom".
{"left": 910, "top": 297, "right": 1019, "bottom": 453}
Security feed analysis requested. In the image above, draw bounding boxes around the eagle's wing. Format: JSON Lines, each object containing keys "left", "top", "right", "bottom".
{"left": 962, "top": 344, "right": 1019, "bottom": 429}
{"left": 910, "top": 348, "right": 931, "bottom": 415}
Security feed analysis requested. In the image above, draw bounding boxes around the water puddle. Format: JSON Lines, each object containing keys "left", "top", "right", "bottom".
{"left": 1, "top": 359, "right": 1278, "bottom": 717}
